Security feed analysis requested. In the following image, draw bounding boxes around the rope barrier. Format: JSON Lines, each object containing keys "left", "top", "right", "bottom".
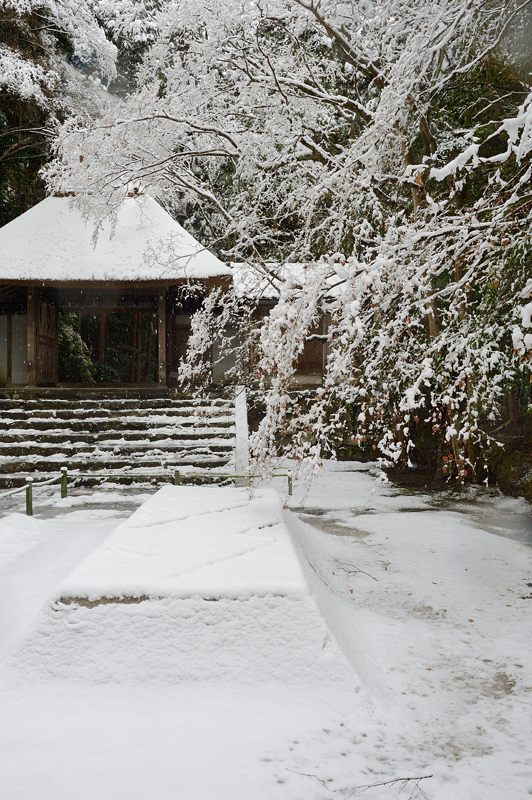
{"left": 0, "top": 473, "right": 61, "bottom": 496}
{"left": 0, "top": 484, "right": 28, "bottom": 498}
{"left": 0, "top": 466, "right": 293, "bottom": 516}
{"left": 0, "top": 468, "right": 66, "bottom": 515}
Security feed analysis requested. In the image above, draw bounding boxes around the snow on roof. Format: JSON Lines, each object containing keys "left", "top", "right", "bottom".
{"left": 0, "top": 195, "right": 231, "bottom": 282}
{"left": 232, "top": 263, "right": 308, "bottom": 300}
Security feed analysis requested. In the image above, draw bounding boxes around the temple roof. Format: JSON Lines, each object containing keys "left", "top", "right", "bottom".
{"left": 0, "top": 195, "right": 231, "bottom": 283}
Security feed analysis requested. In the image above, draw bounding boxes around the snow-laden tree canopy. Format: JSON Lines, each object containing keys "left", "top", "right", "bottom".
{"left": 0, "top": 0, "right": 160, "bottom": 222}
{"left": 0, "top": 0, "right": 117, "bottom": 101}
{"left": 0, "top": 0, "right": 111, "bottom": 221}
{"left": 45, "top": 0, "right": 532, "bottom": 480}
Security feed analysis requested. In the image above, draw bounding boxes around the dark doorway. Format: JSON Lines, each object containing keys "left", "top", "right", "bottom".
{"left": 58, "top": 309, "right": 158, "bottom": 384}
{"left": 0, "top": 286, "right": 28, "bottom": 385}
{"left": 166, "top": 285, "right": 207, "bottom": 387}
{"left": 36, "top": 295, "right": 58, "bottom": 385}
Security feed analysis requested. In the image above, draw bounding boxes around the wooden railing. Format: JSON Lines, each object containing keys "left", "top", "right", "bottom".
{"left": 0, "top": 467, "right": 293, "bottom": 516}
{"left": 0, "top": 467, "right": 68, "bottom": 516}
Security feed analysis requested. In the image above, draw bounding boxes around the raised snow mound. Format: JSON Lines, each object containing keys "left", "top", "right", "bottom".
{"left": 10, "top": 487, "right": 356, "bottom": 686}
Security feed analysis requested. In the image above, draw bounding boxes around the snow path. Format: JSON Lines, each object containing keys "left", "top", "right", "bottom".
{"left": 0, "top": 514, "right": 117, "bottom": 664}
{"left": 0, "top": 684, "right": 376, "bottom": 800}
{"left": 0, "top": 485, "right": 380, "bottom": 800}
{"left": 0, "top": 467, "right": 530, "bottom": 799}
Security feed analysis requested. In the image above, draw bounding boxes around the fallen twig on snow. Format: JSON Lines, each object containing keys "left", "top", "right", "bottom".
{"left": 286, "top": 768, "right": 433, "bottom": 797}
{"left": 333, "top": 561, "right": 379, "bottom": 582}
{"left": 344, "top": 773, "right": 433, "bottom": 797}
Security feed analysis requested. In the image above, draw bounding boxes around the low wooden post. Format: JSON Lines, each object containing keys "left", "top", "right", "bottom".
{"left": 61, "top": 466, "right": 68, "bottom": 499}
{"left": 25, "top": 478, "right": 33, "bottom": 516}
{"left": 287, "top": 470, "right": 293, "bottom": 497}
{"left": 174, "top": 470, "right": 181, "bottom": 486}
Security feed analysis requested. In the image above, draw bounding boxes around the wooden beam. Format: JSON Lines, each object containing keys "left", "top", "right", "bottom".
{"left": 158, "top": 288, "right": 167, "bottom": 386}
{"left": 0, "top": 278, "right": 231, "bottom": 290}
{"left": 26, "top": 288, "right": 36, "bottom": 386}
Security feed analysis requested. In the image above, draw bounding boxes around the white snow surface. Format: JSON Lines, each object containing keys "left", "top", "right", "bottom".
{"left": 0, "top": 485, "right": 367, "bottom": 800}
{"left": 57, "top": 485, "right": 307, "bottom": 601}
{"left": 3, "top": 486, "right": 357, "bottom": 690}
{"left": 0, "top": 513, "right": 50, "bottom": 570}
{"left": 0, "top": 195, "right": 231, "bottom": 281}
{"left": 0, "top": 467, "right": 531, "bottom": 800}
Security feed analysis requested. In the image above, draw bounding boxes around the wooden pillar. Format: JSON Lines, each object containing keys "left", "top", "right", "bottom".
{"left": 26, "top": 287, "right": 36, "bottom": 386}
{"left": 131, "top": 311, "right": 137, "bottom": 383}
{"left": 6, "top": 315, "right": 12, "bottom": 383}
{"left": 131, "top": 310, "right": 141, "bottom": 384}
{"left": 98, "top": 311, "right": 107, "bottom": 365}
{"left": 157, "top": 287, "right": 167, "bottom": 386}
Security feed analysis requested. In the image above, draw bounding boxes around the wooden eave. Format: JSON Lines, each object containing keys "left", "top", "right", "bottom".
{"left": 0, "top": 275, "right": 232, "bottom": 290}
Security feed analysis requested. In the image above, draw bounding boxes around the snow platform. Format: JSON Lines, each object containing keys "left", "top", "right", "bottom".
{"left": 12, "top": 486, "right": 355, "bottom": 685}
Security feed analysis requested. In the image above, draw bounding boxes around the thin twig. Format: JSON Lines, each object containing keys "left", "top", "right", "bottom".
{"left": 286, "top": 769, "right": 434, "bottom": 797}
{"left": 333, "top": 561, "right": 379, "bottom": 582}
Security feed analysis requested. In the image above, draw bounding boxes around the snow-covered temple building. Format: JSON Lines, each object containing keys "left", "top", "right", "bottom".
{"left": 0, "top": 194, "right": 232, "bottom": 387}
{"left": 0, "top": 194, "right": 327, "bottom": 487}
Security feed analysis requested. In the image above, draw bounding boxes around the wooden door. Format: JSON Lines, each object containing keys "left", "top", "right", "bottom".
{"left": 36, "top": 297, "right": 58, "bottom": 385}
{"left": 167, "top": 313, "right": 191, "bottom": 386}
{"left": 296, "top": 318, "right": 327, "bottom": 376}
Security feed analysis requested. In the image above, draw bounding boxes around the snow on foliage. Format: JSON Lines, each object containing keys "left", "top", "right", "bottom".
{"left": 44, "top": 0, "right": 532, "bottom": 481}
{"left": 90, "top": 0, "right": 160, "bottom": 44}
{"left": 1, "top": 0, "right": 117, "bottom": 86}
{"left": 0, "top": 45, "right": 57, "bottom": 106}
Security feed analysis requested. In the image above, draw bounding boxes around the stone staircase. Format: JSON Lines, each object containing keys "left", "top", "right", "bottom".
{"left": 0, "top": 390, "right": 236, "bottom": 489}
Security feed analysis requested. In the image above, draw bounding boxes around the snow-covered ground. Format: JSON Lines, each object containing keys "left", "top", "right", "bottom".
{"left": 0, "top": 464, "right": 530, "bottom": 799}
{"left": 289, "top": 463, "right": 532, "bottom": 798}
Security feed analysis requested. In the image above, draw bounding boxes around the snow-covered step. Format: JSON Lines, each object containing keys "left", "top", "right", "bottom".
{"left": 0, "top": 426, "right": 235, "bottom": 444}
{"left": 0, "top": 398, "right": 233, "bottom": 410}
{"left": 0, "top": 391, "right": 237, "bottom": 489}
{"left": 0, "top": 408, "right": 234, "bottom": 422}
{"left": 0, "top": 469, "right": 234, "bottom": 491}
{"left": 0, "top": 417, "right": 235, "bottom": 432}
{"left": 1, "top": 455, "right": 230, "bottom": 472}
{"left": 0, "top": 436, "right": 235, "bottom": 449}
{"left": 0, "top": 443, "right": 234, "bottom": 458}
